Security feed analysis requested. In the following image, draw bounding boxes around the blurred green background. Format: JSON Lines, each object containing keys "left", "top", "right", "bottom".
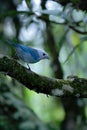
{"left": 0, "top": 0, "right": 87, "bottom": 130}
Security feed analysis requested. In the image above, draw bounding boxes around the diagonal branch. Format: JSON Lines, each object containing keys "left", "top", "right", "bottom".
{"left": 0, "top": 56, "right": 87, "bottom": 97}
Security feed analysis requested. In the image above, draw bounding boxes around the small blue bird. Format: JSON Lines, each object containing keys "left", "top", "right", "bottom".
{"left": 6, "top": 40, "right": 49, "bottom": 69}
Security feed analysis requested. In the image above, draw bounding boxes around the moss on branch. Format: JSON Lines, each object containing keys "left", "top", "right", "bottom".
{"left": 0, "top": 56, "right": 87, "bottom": 97}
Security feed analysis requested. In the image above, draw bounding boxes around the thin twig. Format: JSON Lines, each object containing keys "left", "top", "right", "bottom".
{"left": 69, "top": 25, "right": 87, "bottom": 35}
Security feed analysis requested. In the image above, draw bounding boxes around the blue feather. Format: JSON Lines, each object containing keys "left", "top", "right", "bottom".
{"left": 15, "top": 44, "right": 40, "bottom": 63}
{"left": 6, "top": 39, "right": 49, "bottom": 69}
{"left": 6, "top": 40, "right": 40, "bottom": 63}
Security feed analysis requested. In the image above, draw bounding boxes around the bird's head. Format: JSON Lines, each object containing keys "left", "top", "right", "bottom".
{"left": 38, "top": 49, "right": 49, "bottom": 60}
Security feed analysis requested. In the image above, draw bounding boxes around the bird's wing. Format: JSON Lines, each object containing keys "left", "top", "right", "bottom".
{"left": 16, "top": 44, "right": 40, "bottom": 61}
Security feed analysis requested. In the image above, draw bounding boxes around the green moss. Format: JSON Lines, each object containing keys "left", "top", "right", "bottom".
{"left": 0, "top": 56, "right": 87, "bottom": 97}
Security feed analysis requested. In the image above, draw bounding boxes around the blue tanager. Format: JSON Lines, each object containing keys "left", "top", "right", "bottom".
{"left": 6, "top": 40, "right": 49, "bottom": 70}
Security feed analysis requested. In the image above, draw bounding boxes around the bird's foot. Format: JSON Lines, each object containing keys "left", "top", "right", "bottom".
{"left": 27, "top": 64, "right": 31, "bottom": 71}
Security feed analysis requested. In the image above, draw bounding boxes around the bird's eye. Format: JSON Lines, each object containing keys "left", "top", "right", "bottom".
{"left": 43, "top": 53, "right": 46, "bottom": 56}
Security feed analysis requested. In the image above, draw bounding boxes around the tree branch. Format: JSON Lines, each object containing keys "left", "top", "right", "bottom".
{"left": 58, "top": 0, "right": 87, "bottom": 11}
{"left": 69, "top": 25, "right": 87, "bottom": 35}
{"left": 0, "top": 56, "right": 87, "bottom": 97}
{"left": 46, "top": 23, "right": 63, "bottom": 79}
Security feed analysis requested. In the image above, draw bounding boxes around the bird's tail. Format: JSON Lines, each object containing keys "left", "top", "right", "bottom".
{"left": 0, "top": 36, "right": 18, "bottom": 48}
{"left": 5, "top": 39, "right": 17, "bottom": 47}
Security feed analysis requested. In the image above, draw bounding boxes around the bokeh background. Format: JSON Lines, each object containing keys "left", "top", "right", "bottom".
{"left": 0, "top": 0, "right": 87, "bottom": 130}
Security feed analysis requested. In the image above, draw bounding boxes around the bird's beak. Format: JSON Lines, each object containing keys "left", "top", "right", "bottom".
{"left": 46, "top": 55, "right": 50, "bottom": 59}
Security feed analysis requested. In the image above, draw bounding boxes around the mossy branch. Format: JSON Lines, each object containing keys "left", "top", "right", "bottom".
{"left": 0, "top": 56, "right": 87, "bottom": 97}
